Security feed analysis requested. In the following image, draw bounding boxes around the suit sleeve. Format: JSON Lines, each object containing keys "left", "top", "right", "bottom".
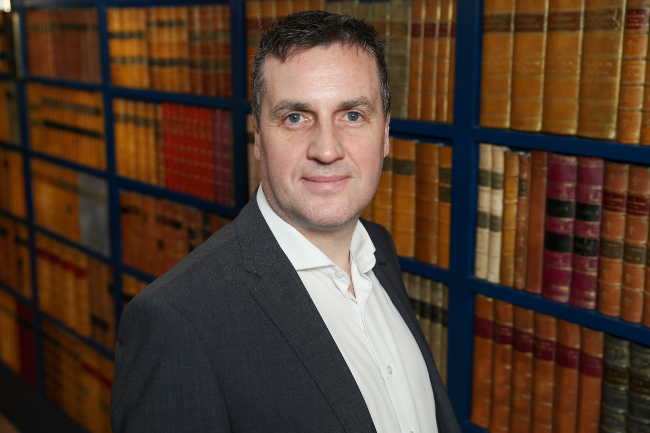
{"left": 110, "top": 293, "right": 231, "bottom": 432}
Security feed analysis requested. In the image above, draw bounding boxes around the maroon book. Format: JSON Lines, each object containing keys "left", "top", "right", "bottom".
{"left": 542, "top": 153, "right": 578, "bottom": 303}
{"left": 570, "top": 157, "right": 604, "bottom": 309}
{"left": 17, "top": 301, "right": 38, "bottom": 388}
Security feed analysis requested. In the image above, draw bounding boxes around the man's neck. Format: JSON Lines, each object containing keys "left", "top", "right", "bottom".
{"left": 296, "top": 220, "right": 357, "bottom": 274}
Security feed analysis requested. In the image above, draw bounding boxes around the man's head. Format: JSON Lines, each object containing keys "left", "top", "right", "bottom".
{"left": 251, "top": 11, "right": 391, "bottom": 234}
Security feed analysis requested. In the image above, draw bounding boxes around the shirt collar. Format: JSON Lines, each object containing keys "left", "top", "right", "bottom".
{"left": 256, "top": 184, "right": 376, "bottom": 273}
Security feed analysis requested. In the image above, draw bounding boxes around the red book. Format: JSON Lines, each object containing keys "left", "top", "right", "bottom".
{"left": 162, "top": 103, "right": 175, "bottom": 191}
{"left": 178, "top": 104, "right": 189, "bottom": 195}
{"left": 542, "top": 153, "right": 578, "bottom": 303}
{"left": 17, "top": 302, "right": 37, "bottom": 388}
{"left": 569, "top": 157, "right": 604, "bottom": 309}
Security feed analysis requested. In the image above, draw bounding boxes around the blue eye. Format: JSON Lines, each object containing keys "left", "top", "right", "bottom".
{"left": 345, "top": 112, "right": 360, "bottom": 121}
{"left": 288, "top": 113, "right": 303, "bottom": 123}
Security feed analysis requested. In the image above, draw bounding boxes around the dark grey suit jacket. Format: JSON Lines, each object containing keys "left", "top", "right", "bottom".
{"left": 110, "top": 195, "right": 461, "bottom": 433}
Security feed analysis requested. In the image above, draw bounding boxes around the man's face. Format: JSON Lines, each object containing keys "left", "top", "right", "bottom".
{"left": 254, "top": 43, "right": 390, "bottom": 232}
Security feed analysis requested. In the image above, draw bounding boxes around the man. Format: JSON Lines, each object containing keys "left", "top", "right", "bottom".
{"left": 110, "top": 11, "right": 460, "bottom": 433}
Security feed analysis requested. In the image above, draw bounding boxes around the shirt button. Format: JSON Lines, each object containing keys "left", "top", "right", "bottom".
{"left": 335, "top": 271, "right": 343, "bottom": 278}
{"left": 386, "top": 365, "right": 392, "bottom": 375}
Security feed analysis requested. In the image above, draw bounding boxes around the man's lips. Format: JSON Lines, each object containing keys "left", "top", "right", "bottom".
{"left": 303, "top": 175, "right": 350, "bottom": 182}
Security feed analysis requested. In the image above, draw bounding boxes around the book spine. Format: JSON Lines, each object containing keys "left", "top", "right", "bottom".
{"left": 510, "top": 0, "right": 550, "bottom": 132}
{"left": 418, "top": 278, "right": 432, "bottom": 343}
{"left": 514, "top": 153, "right": 531, "bottom": 289}
{"left": 525, "top": 150, "right": 548, "bottom": 294}
{"left": 577, "top": 0, "right": 626, "bottom": 139}
{"left": 601, "top": 333, "right": 630, "bottom": 428}
{"left": 438, "top": 145, "right": 452, "bottom": 269}
{"left": 408, "top": 0, "right": 425, "bottom": 119}
{"left": 479, "top": 0, "right": 516, "bottom": 128}
{"left": 435, "top": 0, "right": 453, "bottom": 123}
{"left": 487, "top": 145, "right": 507, "bottom": 283}
{"left": 575, "top": 327, "right": 604, "bottom": 433}
{"left": 471, "top": 293, "right": 494, "bottom": 428}
{"left": 430, "top": 281, "right": 444, "bottom": 371}
{"left": 616, "top": 0, "right": 650, "bottom": 144}
{"left": 446, "top": 0, "right": 457, "bottom": 123}
{"left": 388, "top": 0, "right": 413, "bottom": 119}
{"left": 531, "top": 312, "right": 557, "bottom": 433}
{"left": 489, "top": 300, "right": 514, "bottom": 433}
{"left": 510, "top": 306, "right": 534, "bottom": 433}
{"left": 415, "top": 142, "right": 440, "bottom": 264}
{"left": 569, "top": 157, "right": 604, "bottom": 309}
{"left": 420, "top": 0, "right": 440, "bottom": 121}
{"left": 441, "top": 283, "right": 449, "bottom": 386}
{"left": 392, "top": 139, "right": 417, "bottom": 257}
{"left": 500, "top": 151, "right": 520, "bottom": 287}
{"left": 542, "top": 153, "right": 578, "bottom": 303}
{"left": 644, "top": 224, "right": 650, "bottom": 326}
{"left": 541, "top": 0, "right": 585, "bottom": 135}
{"left": 630, "top": 343, "right": 650, "bottom": 424}
{"left": 621, "top": 165, "right": 650, "bottom": 323}
{"left": 552, "top": 319, "right": 581, "bottom": 433}
{"left": 475, "top": 143, "right": 493, "bottom": 279}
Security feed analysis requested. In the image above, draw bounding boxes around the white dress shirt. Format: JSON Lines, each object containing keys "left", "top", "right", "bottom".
{"left": 257, "top": 186, "right": 438, "bottom": 433}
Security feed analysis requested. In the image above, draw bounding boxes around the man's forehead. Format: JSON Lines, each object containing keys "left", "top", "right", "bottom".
{"left": 264, "top": 42, "right": 374, "bottom": 69}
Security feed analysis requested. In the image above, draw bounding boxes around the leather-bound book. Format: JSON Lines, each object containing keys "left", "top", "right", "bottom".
{"left": 476, "top": 143, "right": 493, "bottom": 279}
{"left": 576, "top": 0, "right": 626, "bottom": 139}
{"left": 509, "top": 306, "right": 534, "bottom": 433}
{"left": 552, "top": 320, "right": 581, "bottom": 433}
{"left": 388, "top": 0, "right": 413, "bottom": 119}
{"left": 408, "top": 0, "right": 426, "bottom": 119}
{"left": 629, "top": 343, "right": 650, "bottom": 424}
{"left": 441, "top": 283, "right": 449, "bottom": 386}
{"left": 438, "top": 145, "right": 452, "bottom": 269}
{"left": 500, "top": 151, "right": 520, "bottom": 287}
{"left": 480, "top": 0, "right": 516, "bottom": 128}
{"left": 446, "top": 0, "right": 457, "bottom": 123}
{"left": 435, "top": 0, "right": 454, "bottom": 123}
{"left": 514, "top": 153, "right": 532, "bottom": 289}
{"left": 601, "top": 334, "right": 629, "bottom": 433}
{"left": 488, "top": 146, "right": 507, "bottom": 283}
{"left": 420, "top": 0, "right": 441, "bottom": 121}
{"left": 415, "top": 142, "right": 440, "bottom": 264}
{"left": 531, "top": 312, "right": 557, "bottom": 433}
{"left": 471, "top": 293, "right": 494, "bottom": 428}
{"left": 373, "top": 139, "right": 394, "bottom": 234}
{"left": 598, "top": 163, "right": 629, "bottom": 317}
{"left": 575, "top": 327, "right": 604, "bottom": 433}
{"left": 541, "top": 0, "right": 585, "bottom": 135}
{"left": 489, "top": 300, "right": 514, "bottom": 433}
{"left": 510, "top": 0, "right": 550, "bottom": 131}
{"left": 246, "top": 0, "right": 262, "bottom": 100}
{"left": 526, "top": 150, "right": 548, "bottom": 294}
{"left": 644, "top": 224, "right": 650, "bottom": 327}
{"left": 570, "top": 157, "right": 604, "bottom": 309}
{"left": 419, "top": 278, "right": 432, "bottom": 342}
{"left": 616, "top": 0, "right": 650, "bottom": 144}
{"left": 430, "top": 281, "right": 444, "bottom": 370}
{"left": 620, "top": 165, "right": 650, "bottom": 323}
{"left": 392, "top": 139, "right": 417, "bottom": 257}
{"left": 542, "top": 153, "right": 578, "bottom": 303}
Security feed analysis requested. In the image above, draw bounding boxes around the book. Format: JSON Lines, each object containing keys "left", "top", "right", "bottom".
{"left": 552, "top": 319, "right": 580, "bottom": 433}
{"left": 489, "top": 300, "right": 513, "bottom": 433}
{"left": 569, "top": 157, "right": 604, "bottom": 309}
{"left": 471, "top": 293, "right": 495, "bottom": 428}
{"left": 373, "top": 138, "right": 394, "bottom": 234}
{"left": 408, "top": 0, "right": 426, "bottom": 119}
{"left": 476, "top": 143, "right": 493, "bottom": 279}
{"left": 441, "top": 282, "right": 449, "bottom": 385}
{"left": 509, "top": 0, "right": 549, "bottom": 132}
{"left": 435, "top": 0, "right": 453, "bottom": 123}
{"left": 418, "top": 277, "right": 431, "bottom": 343}
{"left": 514, "top": 153, "right": 531, "bottom": 289}
{"left": 392, "top": 139, "right": 417, "bottom": 257}
{"left": 541, "top": 0, "right": 585, "bottom": 135}
{"left": 487, "top": 145, "right": 507, "bottom": 283}
{"left": 388, "top": 0, "right": 413, "bottom": 119}
{"left": 541, "top": 153, "right": 577, "bottom": 303}
{"left": 415, "top": 141, "right": 440, "bottom": 264}
{"left": 438, "top": 145, "right": 452, "bottom": 269}
{"left": 446, "top": 0, "right": 457, "bottom": 123}
{"left": 510, "top": 306, "right": 534, "bottom": 433}
{"left": 0, "top": 148, "right": 26, "bottom": 218}
{"left": 420, "top": 0, "right": 440, "bottom": 122}
{"left": 0, "top": 81, "right": 21, "bottom": 146}
{"left": 500, "top": 151, "right": 520, "bottom": 287}
{"left": 630, "top": 342, "right": 650, "bottom": 419}
{"left": 575, "top": 327, "right": 604, "bottom": 433}
{"left": 430, "top": 280, "right": 444, "bottom": 371}
{"left": 602, "top": 333, "right": 630, "bottom": 418}
{"left": 531, "top": 312, "right": 557, "bottom": 433}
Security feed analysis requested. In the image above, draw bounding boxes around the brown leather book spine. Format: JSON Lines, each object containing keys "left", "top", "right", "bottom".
{"left": 408, "top": 0, "right": 426, "bottom": 119}
{"left": 476, "top": 143, "right": 493, "bottom": 279}
{"left": 480, "top": 0, "right": 517, "bottom": 128}
{"left": 575, "top": 327, "right": 604, "bottom": 433}
{"left": 577, "top": 0, "right": 626, "bottom": 140}
{"left": 552, "top": 320, "right": 581, "bottom": 433}
{"left": 419, "top": 278, "right": 432, "bottom": 342}
{"left": 388, "top": 0, "right": 413, "bottom": 119}
{"left": 421, "top": 0, "right": 440, "bottom": 121}
{"left": 510, "top": 306, "right": 534, "bottom": 433}
{"left": 510, "top": 0, "right": 550, "bottom": 131}
{"left": 471, "top": 294, "right": 495, "bottom": 428}
{"left": 373, "top": 139, "right": 394, "bottom": 234}
{"left": 598, "top": 162, "right": 629, "bottom": 317}
{"left": 435, "top": 0, "right": 454, "bottom": 123}
{"left": 501, "top": 152, "right": 520, "bottom": 287}
{"left": 392, "top": 139, "right": 417, "bottom": 257}
{"left": 514, "top": 153, "right": 532, "bottom": 289}
{"left": 541, "top": 0, "right": 585, "bottom": 135}
{"left": 246, "top": 0, "right": 262, "bottom": 100}
{"left": 489, "top": 300, "right": 514, "bottom": 433}
{"left": 616, "top": 0, "right": 650, "bottom": 144}
{"left": 415, "top": 142, "right": 440, "bottom": 264}
{"left": 438, "top": 145, "right": 452, "bottom": 269}
{"left": 446, "top": 0, "right": 457, "bottom": 123}
{"left": 526, "top": 150, "right": 548, "bottom": 294}
{"left": 531, "top": 312, "right": 557, "bottom": 433}
{"left": 621, "top": 165, "right": 650, "bottom": 323}
{"left": 430, "top": 281, "right": 444, "bottom": 369}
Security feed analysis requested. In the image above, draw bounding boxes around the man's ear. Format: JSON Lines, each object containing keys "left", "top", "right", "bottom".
{"left": 383, "top": 113, "right": 390, "bottom": 158}
{"left": 252, "top": 115, "right": 262, "bottom": 161}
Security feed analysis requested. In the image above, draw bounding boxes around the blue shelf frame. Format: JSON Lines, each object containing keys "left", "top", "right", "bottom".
{"left": 3, "top": 0, "right": 650, "bottom": 432}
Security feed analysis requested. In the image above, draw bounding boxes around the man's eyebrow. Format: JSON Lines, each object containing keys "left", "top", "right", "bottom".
{"left": 270, "top": 101, "right": 313, "bottom": 120}
{"left": 336, "top": 97, "right": 377, "bottom": 116}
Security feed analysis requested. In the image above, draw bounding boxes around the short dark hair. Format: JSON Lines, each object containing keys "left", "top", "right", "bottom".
{"left": 250, "top": 10, "right": 390, "bottom": 125}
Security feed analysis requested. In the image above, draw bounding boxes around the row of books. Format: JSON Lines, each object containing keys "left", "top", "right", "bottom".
{"left": 107, "top": 6, "right": 232, "bottom": 96}
{"left": 122, "top": 273, "right": 147, "bottom": 309}
{"left": 32, "top": 159, "right": 110, "bottom": 257}
{"left": 475, "top": 146, "right": 650, "bottom": 325}
{"left": 0, "top": 216, "right": 31, "bottom": 300}
{"left": 0, "top": 148, "right": 26, "bottom": 218}
{"left": 119, "top": 190, "right": 231, "bottom": 278}
{"left": 25, "top": 9, "right": 101, "bottom": 83}
{"left": 0, "top": 290, "right": 37, "bottom": 388}
{"left": 36, "top": 232, "right": 115, "bottom": 352}
{"left": 471, "top": 293, "right": 648, "bottom": 433}
{"left": 114, "top": 98, "right": 234, "bottom": 205}
{"left": 28, "top": 83, "right": 106, "bottom": 170}
{"left": 42, "top": 318, "right": 113, "bottom": 433}
{"left": 0, "top": 81, "right": 21, "bottom": 145}
{"left": 403, "top": 271, "right": 449, "bottom": 386}
{"left": 0, "top": 13, "right": 17, "bottom": 76}
{"left": 246, "top": 0, "right": 457, "bottom": 122}
{"left": 480, "top": 0, "right": 650, "bottom": 143}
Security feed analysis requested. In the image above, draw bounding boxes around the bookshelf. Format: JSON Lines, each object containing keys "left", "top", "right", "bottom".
{"left": 0, "top": 0, "right": 648, "bottom": 432}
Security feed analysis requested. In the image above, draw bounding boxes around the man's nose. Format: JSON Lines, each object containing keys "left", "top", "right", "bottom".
{"left": 306, "top": 118, "right": 346, "bottom": 163}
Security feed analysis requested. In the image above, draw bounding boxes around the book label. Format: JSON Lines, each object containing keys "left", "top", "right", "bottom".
{"left": 424, "top": 22, "right": 437, "bottom": 37}
{"left": 411, "top": 23, "right": 422, "bottom": 37}
{"left": 556, "top": 343, "right": 580, "bottom": 369}
{"left": 584, "top": 8, "right": 624, "bottom": 31}
{"left": 625, "top": 8, "right": 650, "bottom": 30}
{"left": 474, "top": 316, "right": 493, "bottom": 339}
{"left": 624, "top": 243, "right": 647, "bottom": 265}
{"left": 419, "top": 301, "right": 431, "bottom": 320}
{"left": 545, "top": 231, "right": 572, "bottom": 253}
{"left": 629, "top": 196, "right": 650, "bottom": 217}
{"left": 631, "top": 372, "right": 650, "bottom": 396}
{"left": 547, "top": 11, "right": 583, "bottom": 32}
{"left": 575, "top": 202, "right": 601, "bottom": 222}
{"left": 603, "top": 191, "right": 627, "bottom": 212}
{"left": 604, "top": 363, "right": 630, "bottom": 386}
{"left": 574, "top": 236, "right": 599, "bottom": 257}
{"left": 546, "top": 197, "right": 576, "bottom": 219}
{"left": 513, "top": 329, "right": 533, "bottom": 353}
{"left": 514, "top": 13, "right": 546, "bottom": 32}
{"left": 494, "top": 323, "right": 513, "bottom": 345}
{"left": 534, "top": 337, "right": 556, "bottom": 361}
{"left": 483, "top": 13, "right": 513, "bottom": 33}
{"left": 580, "top": 351, "right": 604, "bottom": 377}
{"left": 601, "top": 239, "right": 624, "bottom": 260}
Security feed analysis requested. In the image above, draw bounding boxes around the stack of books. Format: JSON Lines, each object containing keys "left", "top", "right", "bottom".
{"left": 0, "top": 148, "right": 26, "bottom": 218}
{"left": 0, "top": 216, "right": 31, "bottom": 300}
{"left": 0, "top": 291, "right": 37, "bottom": 387}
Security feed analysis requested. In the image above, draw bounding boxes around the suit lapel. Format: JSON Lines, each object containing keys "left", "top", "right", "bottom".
{"left": 234, "top": 198, "right": 376, "bottom": 433}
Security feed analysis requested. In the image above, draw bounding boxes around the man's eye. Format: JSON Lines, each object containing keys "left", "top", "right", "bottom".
{"left": 287, "top": 113, "right": 304, "bottom": 123}
{"left": 345, "top": 112, "right": 361, "bottom": 122}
